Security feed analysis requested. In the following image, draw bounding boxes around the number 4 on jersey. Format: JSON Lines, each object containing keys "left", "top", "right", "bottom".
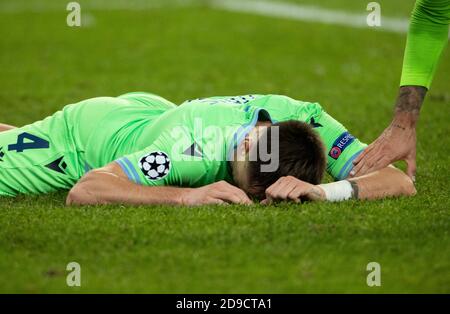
{"left": 8, "top": 132, "right": 50, "bottom": 153}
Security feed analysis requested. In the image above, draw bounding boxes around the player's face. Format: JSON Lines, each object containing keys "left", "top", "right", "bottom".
{"left": 231, "top": 124, "right": 270, "bottom": 192}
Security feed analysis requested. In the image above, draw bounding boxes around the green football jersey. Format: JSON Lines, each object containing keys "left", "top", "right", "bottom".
{"left": 0, "top": 92, "right": 176, "bottom": 196}
{"left": 175, "top": 95, "right": 367, "bottom": 180}
{"left": 117, "top": 94, "right": 366, "bottom": 188}
{"left": 114, "top": 98, "right": 270, "bottom": 187}
{"left": 0, "top": 92, "right": 366, "bottom": 197}
{"left": 247, "top": 94, "right": 367, "bottom": 180}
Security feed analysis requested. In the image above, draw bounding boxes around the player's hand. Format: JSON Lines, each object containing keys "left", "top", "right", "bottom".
{"left": 351, "top": 86, "right": 425, "bottom": 181}
{"left": 260, "top": 176, "right": 325, "bottom": 204}
{"left": 180, "top": 181, "right": 253, "bottom": 206}
{"left": 351, "top": 122, "right": 417, "bottom": 180}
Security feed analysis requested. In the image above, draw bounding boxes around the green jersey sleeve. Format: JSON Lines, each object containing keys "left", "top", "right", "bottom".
{"left": 112, "top": 99, "right": 248, "bottom": 188}
{"left": 251, "top": 95, "right": 367, "bottom": 180}
{"left": 400, "top": 0, "right": 450, "bottom": 88}
{"left": 114, "top": 127, "right": 209, "bottom": 187}
{"left": 311, "top": 109, "right": 367, "bottom": 180}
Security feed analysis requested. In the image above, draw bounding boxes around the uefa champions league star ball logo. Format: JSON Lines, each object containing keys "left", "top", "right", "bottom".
{"left": 139, "top": 152, "right": 171, "bottom": 180}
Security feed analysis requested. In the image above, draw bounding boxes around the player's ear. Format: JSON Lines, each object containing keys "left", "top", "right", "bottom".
{"left": 245, "top": 126, "right": 261, "bottom": 154}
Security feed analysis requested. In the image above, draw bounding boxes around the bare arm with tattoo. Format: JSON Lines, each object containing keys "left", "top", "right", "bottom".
{"left": 350, "top": 86, "right": 426, "bottom": 180}
{"left": 261, "top": 166, "right": 416, "bottom": 204}
{"left": 351, "top": 0, "right": 449, "bottom": 180}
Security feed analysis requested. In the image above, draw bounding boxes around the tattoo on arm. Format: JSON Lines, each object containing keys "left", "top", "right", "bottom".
{"left": 395, "top": 86, "right": 427, "bottom": 116}
{"left": 349, "top": 180, "right": 359, "bottom": 199}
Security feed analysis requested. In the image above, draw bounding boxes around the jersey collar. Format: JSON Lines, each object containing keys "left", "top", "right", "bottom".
{"left": 226, "top": 107, "right": 273, "bottom": 162}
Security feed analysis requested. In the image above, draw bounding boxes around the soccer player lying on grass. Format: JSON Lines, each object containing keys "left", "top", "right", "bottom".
{"left": 0, "top": 93, "right": 415, "bottom": 205}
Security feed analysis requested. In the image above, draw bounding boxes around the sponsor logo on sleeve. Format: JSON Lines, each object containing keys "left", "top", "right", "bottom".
{"left": 329, "top": 132, "right": 355, "bottom": 160}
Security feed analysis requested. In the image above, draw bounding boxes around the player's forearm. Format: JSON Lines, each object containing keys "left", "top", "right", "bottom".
{"left": 392, "top": 86, "right": 427, "bottom": 127}
{"left": 347, "top": 167, "right": 416, "bottom": 200}
{"left": 318, "top": 167, "right": 416, "bottom": 201}
{"left": 66, "top": 171, "right": 189, "bottom": 206}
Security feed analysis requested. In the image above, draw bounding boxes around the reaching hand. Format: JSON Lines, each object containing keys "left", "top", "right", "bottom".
{"left": 350, "top": 122, "right": 417, "bottom": 180}
{"left": 261, "top": 176, "right": 325, "bottom": 204}
{"left": 350, "top": 86, "right": 426, "bottom": 181}
{"left": 181, "top": 181, "right": 253, "bottom": 206}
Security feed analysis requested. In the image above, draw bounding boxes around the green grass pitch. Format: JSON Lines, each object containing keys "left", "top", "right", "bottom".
{"left": 0, "top": 0, "right": 449, "bottom": 293}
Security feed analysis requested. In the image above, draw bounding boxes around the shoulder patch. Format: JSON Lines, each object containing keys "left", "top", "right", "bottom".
{"left": 329, "top": 132, "right": 355, "bottom": 160}
{"left": 139, "top": 151, "right": 171, "bottom": 180}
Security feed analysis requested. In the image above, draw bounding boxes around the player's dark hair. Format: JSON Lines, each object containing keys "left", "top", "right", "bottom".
{"left": 247, "top": 120, "right": 326, "bottom": 199}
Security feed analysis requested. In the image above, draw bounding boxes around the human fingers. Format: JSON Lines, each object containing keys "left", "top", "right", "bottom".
{"left": 405, "top": 156, "right": 417, "bottom": 182}
{"left": 215, "top": 181, "right": 253, "bottom": 204}
{"left": 205, "top": 197, "right": 227, "bottom": 205}
{"left": 350, "top": 145, "right": 384, "bottom": 177}
{"left": 268, "top": 177, "right": 299, "bottom": 200}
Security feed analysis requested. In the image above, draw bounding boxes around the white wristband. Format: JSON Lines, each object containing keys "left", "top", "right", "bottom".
{"left": 319, "top": 180, "right": 354, "bottom": 202}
